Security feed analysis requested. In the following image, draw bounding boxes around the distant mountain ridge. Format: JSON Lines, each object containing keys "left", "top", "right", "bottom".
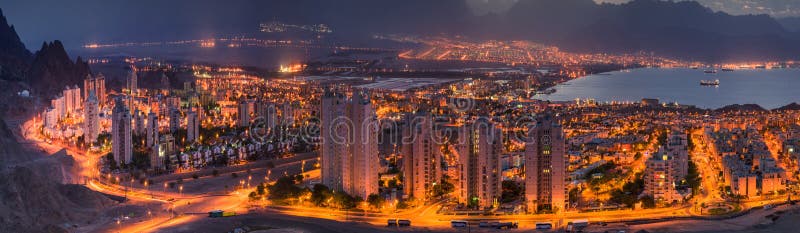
{"left": 265, "top": 0, "right": 800, "bottom": 62}
{"left": 0, "top": 8, "right": 90, "bottom": 98}
{"left": 0, "top": 8, "right": 31, "bottom": 81}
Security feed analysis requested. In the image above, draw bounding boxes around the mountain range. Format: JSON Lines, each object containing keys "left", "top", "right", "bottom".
{"left": 0, "top": 8, "right": 90, "bottom": 99}
{"left": 264, "top": 0, "right": 800, "bottom": 62}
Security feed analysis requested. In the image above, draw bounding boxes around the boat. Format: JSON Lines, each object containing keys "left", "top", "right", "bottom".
{"left": 703, "top": 70, "right": 717, "bottom": 74}
{"left": 721, "top": 68, "right": 734, "bottom": 72}
{"left": 700, "top": 79, "right": 719, "bottom": 86}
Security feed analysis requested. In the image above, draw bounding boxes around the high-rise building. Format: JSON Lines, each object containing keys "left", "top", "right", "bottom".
{"left": 320, "top": 90, "right": 347, "bottom": 192}
{"left": 112, "top": 98, "right": 133, "bottom": 165}
{"left": 51, "top": 95, "right": 65, "bottom": 119}
{"left": 347, "top": 90, "right": 380, "bottom": 200}
{"left": 146, "top": 112, "right": 161, "bottom": 169}
{"left": 186, "top": 109, "right": 200, "bottom": 143}
{"left": 133, "top": 109, "right": 146, "bottom": 136}
{"left": 84, "top": 73, "right": 106, "bottom": 105}
{"left": 127, "top": 68, "right": 138, "bottom": 95}
{"left": 665, "top": 132, "right": 689, "bottom": 181}
{"left": 64, "top": 85, "right": 81, "bottom": 114}
{"left": 256, "top": 101, "right": 277, "bottom": 130}
{"left": 402, "top": 112, "right": 442, "bottom": 201}
{"left": 524, "top": 113, "right": 567, "bottom": 213}
{"left": 159, "top": 134, "right": 176, "bottom": 169}
{"left": 643, "top": 149, "right": 679, "bottom": 203}
{"left": 238, "top": 99, "right": 255, "bottom": 127}
{"left": 455, "top": 117, "right": 503, "bottom": 208}
{"left": 83, "top": 90, "right": 100, "bottom": 143}
{"left": 168, "top": 108, "right": 181, "bottom": 132}
{"left": 320, "top": 89, "right": 379, "bottom": 199}
{"left": 643, "top": 133, "right": 689, "bottom": 203}
{"left": 146, "top": 112, "right": 159, "bottom": 148}
{"left": 282, "top": 101, "right": 295, "bottom": 125}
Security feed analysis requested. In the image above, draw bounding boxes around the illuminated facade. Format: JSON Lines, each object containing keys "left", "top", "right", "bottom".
{"left": 187, "top": 109, "right": 199, "bottom": 143}
{"left": 320, "top": 89, "right": 380, "bottom": 199}
{"left": 456, "top": 117, "right": 503, "bottom": 208}
{"left": 84, "top": 73, "right": 106, "bottom": 105}
{"left": 525, "top": 113, "right": 566, "bottom": 213}
{"left": 112, "top": 98, "right": 133, "bottom": 164}
{"left": 83, "top": 90, "right": 100, "bottom": 143}
{"left": 402, "top": 112, "right": 441, "bottom": 201}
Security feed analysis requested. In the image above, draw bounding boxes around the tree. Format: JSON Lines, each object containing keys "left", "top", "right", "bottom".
{"left": 367, "top": 194, "right": 385, "bottom": 210}
{"left": 267, "top": 176, "right": 302, "bottom": 200}
{"left": 685, "top": 161, "right": 702, "bottom": 195}
{"left": 568, "top": 187, "right": 581, "bottom": 204}
{"left": 432, "top": 177, "right": 455, "bottom": 197}
{"left": 105, "top": 153, "right": 118, "bottom": 170}
{"left": 332, "top": 191, "right": 357, "bottom": 209}
{"left": 640, "top": 195, "right": 656, "bottom": 209}
{"left": 257, "top": 183, "right": 266, "bottom": 195}
{"left": 310, "top": 184, "right": 333, "bottom": 206}
{"left": 500, "top": 180, "right": 523, "bottom": 203}
{"left": 610, "top": 173, "right": 644, "bottom": 208}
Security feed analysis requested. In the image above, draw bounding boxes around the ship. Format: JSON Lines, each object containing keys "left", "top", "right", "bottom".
{"left": 703, "top": 70, "right": 717, "bottom": 74}
{"left": 721, "top": 68, "right": 734, "bottom": 72}
{"left": 700, "top": 79, "right": 720, "bottom": 86}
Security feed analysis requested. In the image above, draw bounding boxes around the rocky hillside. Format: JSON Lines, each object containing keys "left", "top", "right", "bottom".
{"left": 0, "top": 116, "right": 115, "bottom": 232}
{"left": 0, "top": 167, "right": 115, "bottom": 233}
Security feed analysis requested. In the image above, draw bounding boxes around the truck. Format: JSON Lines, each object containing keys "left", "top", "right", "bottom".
{"left": 208, "top": 210, "right": 236, "bottom": 218}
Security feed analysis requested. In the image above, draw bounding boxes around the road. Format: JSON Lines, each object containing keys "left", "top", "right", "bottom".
{"left": 19, "top": 116, "right": 800, "bottom": 232}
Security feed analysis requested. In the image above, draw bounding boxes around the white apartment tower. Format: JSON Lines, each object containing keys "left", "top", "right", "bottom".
{"left": 112, "top": 98, "right": 133, "bottom": 165}
{"left": 84, "top": 73, "right": 106, "bottom": 105}
{"left": 83, "top": 90, "right": 100, "bottom": 143}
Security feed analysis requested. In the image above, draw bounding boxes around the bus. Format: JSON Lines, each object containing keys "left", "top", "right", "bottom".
{"left": 567, "top": 219, "right": 589, "bottom": 232}
{"left": 397, "top": 219, "right": 411, "bottom": 226}
{"left": 535, "top": 222, "right": 553, "bottom": 230}
{"left": 451, "top": 220, "right": 468, "bottom": 228}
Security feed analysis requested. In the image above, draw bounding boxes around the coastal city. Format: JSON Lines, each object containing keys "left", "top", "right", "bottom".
{"left": 3, "top": 1, "right": 800, "bottom": 233}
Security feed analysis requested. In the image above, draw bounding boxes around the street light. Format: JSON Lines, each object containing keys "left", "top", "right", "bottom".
{"left": 144, "top": 180, "right": 150, "bottom": 198}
